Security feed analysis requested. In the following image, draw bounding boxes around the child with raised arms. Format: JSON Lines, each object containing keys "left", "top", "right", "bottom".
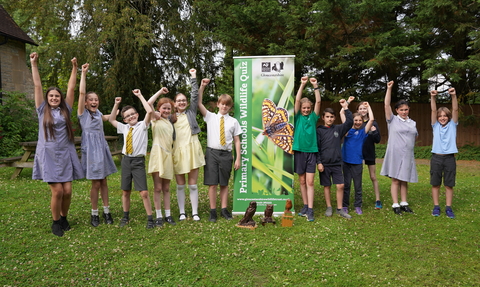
{"left": 430, "top": 88, "right": 458, "bottom": 218}
{"left": 198, "top": 78, "right": 241, "bottom": 222}
{"left": 341, "top": 102, "right": 374, "bottom": 215}
{"left": 30, "top": 52, "right": 84, "bottom": 237}
{"left": 356, "top": 101, "right": 382, "bottom": 209}
{"left": 78, "top": 63, "right": 118, "bottom": 227}
{"left": 147, "top": 88, "right": 177, "bottom": 227}
{"left": 108, "top": 90, "right": 154, "bottom": 228}
{"left": 172, "top": 69, "right": 205, "bottom": 221}
{"left": 316, "top": 99, "right": 353, "bottom": 219}
{"left": 380, "top": 81, "right": 418, "bottom": 215}
{"left": 293, "top": 76, "right": 321, "bottom": 222}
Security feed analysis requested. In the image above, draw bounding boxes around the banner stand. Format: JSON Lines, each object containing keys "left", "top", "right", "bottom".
{"left": 233, "top": 55, "right": 295, "bottom": 216}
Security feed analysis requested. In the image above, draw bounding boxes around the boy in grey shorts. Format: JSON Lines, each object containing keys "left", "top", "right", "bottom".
{"left": 108, "top": 90, "right": 155, "bottom": 228}
{"left": 198, "top": 78, "right": 242, "bottom": 222}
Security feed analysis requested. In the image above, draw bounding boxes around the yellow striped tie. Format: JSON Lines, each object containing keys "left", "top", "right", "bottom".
{"left": 126, "top": 127, "right": 134, "bottom": 155}
{"left": 220, "top": 116, "right": 226, "bottom": 146}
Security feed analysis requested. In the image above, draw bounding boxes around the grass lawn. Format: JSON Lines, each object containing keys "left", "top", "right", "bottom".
{"left": 0, "top": 159, "right": 479, "bottom": 286}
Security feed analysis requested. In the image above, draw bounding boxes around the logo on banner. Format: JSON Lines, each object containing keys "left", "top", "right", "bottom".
{"left": 261, "top": 61, "right": 284, "bottom": 77}
{"left": 262, "top": 61, "right": 284, "bottom": 73}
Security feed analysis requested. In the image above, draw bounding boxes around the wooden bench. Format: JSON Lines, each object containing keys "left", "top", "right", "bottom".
{"left": 0, "top": 155, "right": 34, "bottom": 168}
{"left": 5, "top": 136, "right": 120, "bottom": 179}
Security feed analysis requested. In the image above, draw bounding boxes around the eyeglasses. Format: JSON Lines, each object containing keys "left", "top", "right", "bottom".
{"left": 123, "top": 112, "right": 137, "bottom": 120}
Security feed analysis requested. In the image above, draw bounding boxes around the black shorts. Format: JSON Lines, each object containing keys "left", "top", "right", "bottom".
{"left": 430, "top": 154, "right": 456, "bottom": 187}
{"left": 319, "top": 165, "right": 344, "bottom": 186}
{"left": 294, "top": 151, "right": 317, "bottom": 174}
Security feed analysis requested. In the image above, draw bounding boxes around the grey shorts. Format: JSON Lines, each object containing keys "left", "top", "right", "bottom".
{"left": 430, "top": 153, "right": 456, "bottom": 187}
{"left": 204, "top": 148, "right": 233, "bottom": 186}
{"left": 121, "top": 156, "right": 148, "bottom": 191}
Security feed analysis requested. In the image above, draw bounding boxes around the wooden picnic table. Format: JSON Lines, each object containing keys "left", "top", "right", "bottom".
{"left": 2, "top": 136, "right": 120, "bottom": 180}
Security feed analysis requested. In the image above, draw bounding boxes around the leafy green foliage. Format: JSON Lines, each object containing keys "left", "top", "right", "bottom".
{"left": 0, "top": 92, "right": 38, "bottom": 157}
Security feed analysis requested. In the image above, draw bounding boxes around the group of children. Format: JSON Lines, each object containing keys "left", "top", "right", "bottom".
{"left": 31, "top": 53, "right": 240, "bottom": 236}
{"left": 293, "top": 78, "right": 459, "bottom": 222}
{"left": 30, "top": 51, "right": 458, "bottom": 236}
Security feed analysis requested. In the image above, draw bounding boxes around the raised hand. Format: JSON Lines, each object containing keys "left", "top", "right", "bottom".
{"left": 82, "top": 63, "right": 89, "bottom": 73}
{"left": 132, "top": 89, "right": 142, "bottom": 97}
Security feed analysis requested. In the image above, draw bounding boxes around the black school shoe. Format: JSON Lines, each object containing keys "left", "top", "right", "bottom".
{"left": 52, "top": 221, "right": 64, "bottom": 237}
{"left": 103, "top": 213, "right": 114, "bottom": 224}
{"left": 155, "top": 217, "right": 164, "bottom": 227}
{"left": 164, "top": 216, "right": 176, "bottom": 226}
{"left": 221, "top": 208, "right": 233, "bottom": 220}
{"left": 393, "top": 207, "right": 402, "bottom": 215}
{"left": 60, "top": 216, "right": 71, "bottom": 231}
{"left": 146, "top": 219, "right": 155, "bottom": 229}
{"left": 119, "top": 217, "right": 129, "bottom": 227}
{"left": 400, "top": 205, "right": 414, "bottom": 213}
{"left": 209, "top": 209, "right": 217, "bottom": 223}
{"left": 91, "top": 215, "right": 100, "bottom": 227}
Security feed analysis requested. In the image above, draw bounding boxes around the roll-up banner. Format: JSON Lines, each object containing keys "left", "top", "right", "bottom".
{"left": 233, "top": 55, "right": 295, "bottom": 216}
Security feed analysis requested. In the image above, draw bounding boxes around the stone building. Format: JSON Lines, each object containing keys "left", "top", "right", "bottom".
{"left": 0, "top": 5, "right": 37, "bottom": 100}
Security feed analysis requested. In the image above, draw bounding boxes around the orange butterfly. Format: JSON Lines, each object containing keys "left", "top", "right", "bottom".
{"left": 262, "top": 99, "right": 294, "bottom": 154}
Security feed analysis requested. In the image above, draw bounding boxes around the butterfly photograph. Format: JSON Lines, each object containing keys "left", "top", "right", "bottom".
{"left": 262, "top": 99, "right": 294, "bottom": 154}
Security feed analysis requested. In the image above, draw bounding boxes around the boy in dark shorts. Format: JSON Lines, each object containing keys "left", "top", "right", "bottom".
{"left": 316, "top": 99, "right": 353, "bottom": 219}
{"left": 198, "top": 79, "right": 242, "bottom": 222}
{"left": 108, "top": 90, "right": 155, "bottom": 228}
{"left": 430, "top": 88, "right": 458, "bottom": 218}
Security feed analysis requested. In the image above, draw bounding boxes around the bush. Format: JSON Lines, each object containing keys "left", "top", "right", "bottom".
{"left": 0, "top": 92, "right": 38, "bottom": 158}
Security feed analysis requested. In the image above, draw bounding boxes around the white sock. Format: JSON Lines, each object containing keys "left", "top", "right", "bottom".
{"left": 400, "top": 201, "right": 408, "bottom": 206}
{"left": 156, "top": 209, "right": 163, "bottom": 219}
{"left": 165, "top": 209, "right": 171, "bottom": 217}
{"left": 392, "top": 203, "right": 400, "bottom": 208}
{"left": 189, "top": 184, "right": 199, "bottom": 215}
{"left": 103, "top": 206, "right": 110, "bottom": 214}
{"left": 177, "top": 184, "right": 186, "bottom": 214}
{"left": 92, "top": 209, "right": 99, "bottom": 216}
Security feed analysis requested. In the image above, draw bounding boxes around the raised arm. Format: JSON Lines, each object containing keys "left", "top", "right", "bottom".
{"left": 294, "top": 76, "right": 308, "bottom": 114}
{"left": 108, "top": 97, "right": 121, "bottom": 128}
{"left": 188, "top": 68, "right": 199, "bottom": 113}
{"left": 430, "top": 90, "right": 438, "bottom": 125}
{"left": 198, "top": 78, "right": 210, "bottom": 117}
{"left": 132, "top": 89, "right": 153, "bottom": 126}
{"left": 310, "top": 77, "right": 322, "bottom": 115}
{"left": 78, "top": 63, "right": 89, "bottom": 115}
{"left": 147, "top": 87, "right": 169, "bottom": 120}
{"left": 384, "top": 81, "right": 394, "bottom": 120}
{"left": 340, "top": 96, "right": 355, "bottom": 123}
{"left": 30, "top": 53, "right": 43, "bottom": 108}
{"left": 449, "top": 88, "right": 458, "bottom": 124}
{"left": 364, "top": 102, "right": 374, "bottom": 133}
{"left": 65, "top": 57, "right": 77, "bottom": 108}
